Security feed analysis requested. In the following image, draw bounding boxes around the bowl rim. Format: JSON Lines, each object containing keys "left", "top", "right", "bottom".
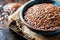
{"left": 20, "top": 0, "right": 60, "bottom": 31}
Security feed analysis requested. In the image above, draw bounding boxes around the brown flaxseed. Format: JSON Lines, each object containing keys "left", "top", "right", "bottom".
{"left": 24, "top": 3, "right": 60, "bottom": 29}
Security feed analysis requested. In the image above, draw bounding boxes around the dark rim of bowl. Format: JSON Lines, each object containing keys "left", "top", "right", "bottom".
{"left": 20, "top": 0, "right": 60, "bottom": 31}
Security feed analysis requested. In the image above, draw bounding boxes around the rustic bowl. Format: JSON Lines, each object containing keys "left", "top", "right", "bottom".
{"left": 20, "top": 0, "right": 60, "bottom": 34}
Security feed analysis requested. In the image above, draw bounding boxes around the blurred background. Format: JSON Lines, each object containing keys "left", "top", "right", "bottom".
{"left": 0, "top": 0, "right": 29, "bottom": 40}
{"left": 0, "top": 0, "right": 29, "bottom": 29}
{"left": 0, "top": 0, "right": 29, "bottom": 4}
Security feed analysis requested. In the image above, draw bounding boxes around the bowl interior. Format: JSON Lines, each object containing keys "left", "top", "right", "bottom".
{"left": 20, "top": 0, "right": 60, "bottom": 31}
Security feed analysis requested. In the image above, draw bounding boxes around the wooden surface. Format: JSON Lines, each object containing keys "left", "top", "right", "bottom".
{"left": 9, "top": 19, "right": 60, "bottom": 40}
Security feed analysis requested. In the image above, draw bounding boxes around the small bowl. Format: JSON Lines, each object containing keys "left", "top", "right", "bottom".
{"left": 20, "top": 0, "right": 60, "bottom": 34}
